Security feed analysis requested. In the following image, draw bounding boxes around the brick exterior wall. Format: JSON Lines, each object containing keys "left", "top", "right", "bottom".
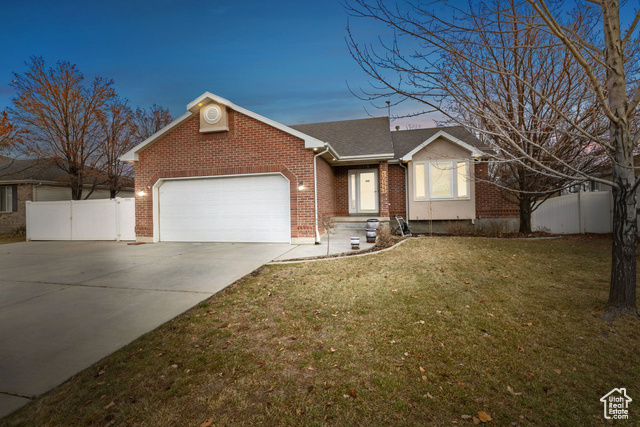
{"left": 388, "top": 164, "right": 406, "bottom": 218}
{"left": 475, "top": 162, "right": 519, "bottom": 218}
{"left": 316, "top": 157, "right": 336, "bottom": 233}
{"left": 334, "top": 166, "right": 349, "bottom": 216}
{"left": 378, "top": 161, "right": 390, "bottom": 217}
{"left": 0, "top": 184, "right": 32, "bottom": 230}
{"left": 134, "top": 110, "right": 317, "bottom": 240}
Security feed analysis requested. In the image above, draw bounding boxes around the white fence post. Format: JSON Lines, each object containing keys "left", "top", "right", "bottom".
{"left": 69, "top": 200, "right": 74, "bottom": 240}
{"left": 578, "top": 190, "right": 584, "bottom": 234}
{"left": 26, "top": 201, "right": 31, "bottom": 241}
{"left": 115, "top": 198, "right": 121, "bottom": 242}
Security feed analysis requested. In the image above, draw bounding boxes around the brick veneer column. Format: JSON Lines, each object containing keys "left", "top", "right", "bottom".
{"left": 388, "top": 164, "right": 406, "bottom": 218}
{"left": 379, "top": 161, "right": 390, "bottom": 217}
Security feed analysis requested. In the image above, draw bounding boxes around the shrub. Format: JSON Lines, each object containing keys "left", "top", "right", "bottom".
{"left": 375, "top": 225, "right": 401, "bottom": 249}
{"left": 444, "top": 221, "right": 471, "bottom": 236}
{"left": 475, "top": 220, "right": 510, "bottom": 237}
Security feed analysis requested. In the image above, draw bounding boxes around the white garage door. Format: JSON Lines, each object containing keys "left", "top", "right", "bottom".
{"left": 158, "top": 175, "right": 290, "bottom": 243}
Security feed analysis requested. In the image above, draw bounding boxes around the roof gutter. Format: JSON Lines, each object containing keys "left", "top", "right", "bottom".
{"left": 313, "top": 145, "right": 330, "bottom": 244}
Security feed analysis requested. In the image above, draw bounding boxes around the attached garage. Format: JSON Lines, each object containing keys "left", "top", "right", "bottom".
{"left": 157, "top": 174, "right": 291, "bottom": 243}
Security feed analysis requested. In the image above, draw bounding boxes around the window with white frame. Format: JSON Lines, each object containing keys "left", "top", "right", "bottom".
{"left": 0, "top": 186, "right": 14, "bottom": 212}
{"left": 415, "top": 164, "right": 426, "bottom": 199}
{"left": 414, "top": 161, "right": 470, "bottom": 200}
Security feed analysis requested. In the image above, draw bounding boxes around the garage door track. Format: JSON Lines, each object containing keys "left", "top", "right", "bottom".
{"left": 0, "top": 240, "right": 292, "bottom": 419}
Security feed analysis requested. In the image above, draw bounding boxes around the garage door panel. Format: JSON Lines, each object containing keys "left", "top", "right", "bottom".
{"left": 159, "top": 175, "right": 290, "bottom": 243}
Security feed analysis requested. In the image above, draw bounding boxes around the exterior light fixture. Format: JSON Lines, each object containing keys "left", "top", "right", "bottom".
{"left": 298, "top": 181, "right": 305, "bottom": 191}
{"left": 137, "top": 190, "right": 146, "bottom": 197}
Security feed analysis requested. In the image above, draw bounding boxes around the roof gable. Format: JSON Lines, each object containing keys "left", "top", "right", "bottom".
{"left": 120, "top": 92, "right": 326, "bottom": 161}
{"left": 397, "top": 129, "right": 485, "bottom": 161}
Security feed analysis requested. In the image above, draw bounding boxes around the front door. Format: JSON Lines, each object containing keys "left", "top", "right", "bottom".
{"left": 348, "top": 170, "right": 379, "bottom": 214}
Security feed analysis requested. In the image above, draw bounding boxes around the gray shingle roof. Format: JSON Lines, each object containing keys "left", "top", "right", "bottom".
{"left": 290, "top": 118, "right": 487, "bottom": 160}
{"left": 391, "top": 126, "right": 489, "bottom": 159}
{"left": 0, "top": 157, "right": 134, "bottom": 187}
{"left": 290, "top": 117, "right": 394, "bottom": 157}
{"left": 0, "top": 157, "right": 68, "bottom": 182}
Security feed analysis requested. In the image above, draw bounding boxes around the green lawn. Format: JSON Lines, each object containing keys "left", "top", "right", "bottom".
{"left": 3, "top": 236, "right": 639, "bottom": 426}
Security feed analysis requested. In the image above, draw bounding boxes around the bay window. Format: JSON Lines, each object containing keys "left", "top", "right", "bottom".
{"left": 414, "top": 161, "right": 470, "bottom": 200}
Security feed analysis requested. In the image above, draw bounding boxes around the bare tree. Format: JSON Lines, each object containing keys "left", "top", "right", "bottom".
{"left": 0, "top": 111, "right": 24, "bottom": 172}
{"left": 134, "top": 104, "right": 173, "bottom": 142}
{"left": 320, "top": 215, "right": 336, "bottom": 256}
{"left": 98, "top": 98, "right": 137, "bottom": 198}
{"left": 448, "top": 1, "right": 607, "bottom": 232}
{"left": 0, "top": 111, "right": 19, "bottom": 150}
{"left": 9, "top": 57, "right": 116, "bottom": 200}
{"left": 346, "top": 0, "right": 640, "bottom": 318}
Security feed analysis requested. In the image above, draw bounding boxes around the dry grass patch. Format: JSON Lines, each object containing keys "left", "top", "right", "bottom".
{"left": 0, "top": 236, "right": 25, "bottom": 245}
{"left": 3, "top": 236, "right": 639, "bottom": 426}
{"left": 0, "top": 228, "right": 26, "bottom": 244}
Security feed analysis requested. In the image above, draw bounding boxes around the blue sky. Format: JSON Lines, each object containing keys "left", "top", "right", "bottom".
{"left": 0, "top": 0, "right": 436, "bottom": 128}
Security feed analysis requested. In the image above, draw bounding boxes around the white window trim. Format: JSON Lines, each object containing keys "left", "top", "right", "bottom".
{"left": 413, "top": 163, "right": 426, "bottom": 200}
{"left": 413, "top": 160, "right": 471, "bottom": 201}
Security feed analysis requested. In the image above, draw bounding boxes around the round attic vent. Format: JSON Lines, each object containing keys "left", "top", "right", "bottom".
{"left": 203, "top": 104, "right": 222, "bottom": 125}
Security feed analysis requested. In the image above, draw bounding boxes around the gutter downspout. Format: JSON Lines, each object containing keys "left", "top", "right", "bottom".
{"left": 399, "top": 161, "right": 409, "bottom": 223}
{"left": 313, "top": 146, "right": 330, "bottom": 244}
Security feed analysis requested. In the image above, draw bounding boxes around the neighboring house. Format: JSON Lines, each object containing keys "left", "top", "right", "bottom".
{"left": 121, "top": 92, "right": 518, "bottom": 244}
{"left": 0, "top": 158, "right": 134, "bottom": 231}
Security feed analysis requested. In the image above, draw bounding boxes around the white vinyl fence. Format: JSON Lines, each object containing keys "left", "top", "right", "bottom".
{"left": 531, "top": 191, "right": 612, "bottom": 234}
{"left": 26, "top": 198, "right": 135, "bottom": 241}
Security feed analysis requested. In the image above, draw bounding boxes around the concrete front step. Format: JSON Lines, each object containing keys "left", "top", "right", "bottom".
{"left": 332, "top": 216, "right": 390, "bottom": 230}
{"left": 334, "top": 223, "right": 368, "bottom": 230}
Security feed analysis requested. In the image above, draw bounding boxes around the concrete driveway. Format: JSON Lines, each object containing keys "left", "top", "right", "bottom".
{"left": 0, "top": 240, "right": 293, "bottom": 419}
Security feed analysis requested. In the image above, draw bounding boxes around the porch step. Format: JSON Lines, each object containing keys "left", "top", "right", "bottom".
{"left": 331, "top": 217, "right": 390, "bottom": 231}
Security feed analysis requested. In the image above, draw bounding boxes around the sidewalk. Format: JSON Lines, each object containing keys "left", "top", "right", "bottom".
{"left": 274, "top": 229, "right": 375, "bottom": 261}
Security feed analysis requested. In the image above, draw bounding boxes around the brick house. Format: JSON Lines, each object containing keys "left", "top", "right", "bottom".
{"left": 121, "top": 92, "right": 518, "bottom": 243}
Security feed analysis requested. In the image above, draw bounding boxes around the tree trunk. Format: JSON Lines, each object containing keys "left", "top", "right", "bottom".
{"left": 70, "top": 168, "right": 83, "bottom": 200}
{"left": 109, "top": 174, "right": 118, "bottom": 199}
{"left": 605, "top": 167, "right": 639, "bottom": 320}
{"left": 518, "top": 197, "right": 532, "bottom": 233}
{"left": 71, "top": 183, "right": 82, "bottom": 200}
{"left": 602, "top": 1, "right": 638, "bottom": 320}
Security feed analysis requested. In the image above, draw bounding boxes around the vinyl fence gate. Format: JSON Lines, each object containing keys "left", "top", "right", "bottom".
{"left": 26, "top": 198, "right": 135, "bottom": 241}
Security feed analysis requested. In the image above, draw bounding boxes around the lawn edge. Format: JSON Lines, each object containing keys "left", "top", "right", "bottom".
{"left": 267, "top": 237, "right": 417, "bottom": 265}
